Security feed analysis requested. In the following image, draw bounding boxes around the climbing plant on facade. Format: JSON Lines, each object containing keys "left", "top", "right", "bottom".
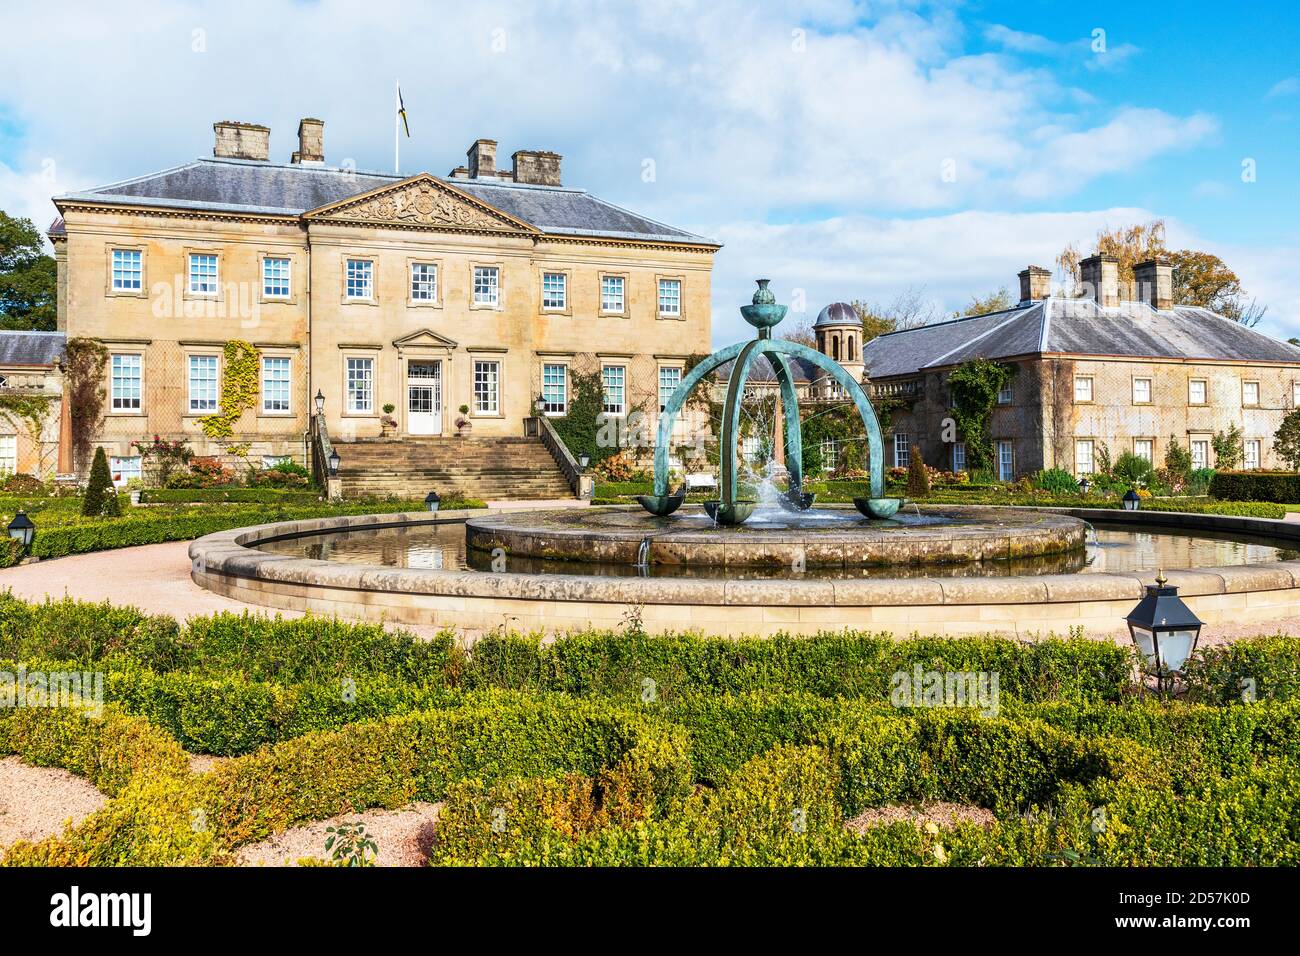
{"left": 199, "top": 341, "right": 261, "bottom": 449}
{"left": 946, "top": 358, "right": 1016, "bottom": 472}
{"left": 63, "top": 337, "right": 109, "bottom": 474}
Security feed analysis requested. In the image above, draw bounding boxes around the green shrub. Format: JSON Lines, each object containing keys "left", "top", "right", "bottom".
{"left": 1112, "top": 451, "right": 1154, "bottom": 487}
{"left": 80, "top": 447, "right": 120, "bottom": 517}
{"left": 1183, "top": 635, "right": 1300, "bottom": 704}
{"left": 1033, "top": 468, "right": 1078, "bottom": 495}
{"left": 906, "top": 453, "right": 931, "bottom": 497}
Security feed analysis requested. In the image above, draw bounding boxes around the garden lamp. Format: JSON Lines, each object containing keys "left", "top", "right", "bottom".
{"left": 1123, "top": 489, "right": 1141, "bottom": 511}
{"left": 578, "top": 453, "right": 590, "bottom": 471}
{"left": 327, "top": 448, "right": 340, "bottom": 477}
{"left": 1125, "top": 570, "right": 1203, "bottom": 696}
{"left": 534, "top": 393, "right": 546, "bottom": 414}
{"left": 314, "top": 389, "right": 326, "bottom": 415}
{"left": 1078, "top": 476, "right": 1090, "bottom": 496}
{"left": 425, "top": 491, "right": 441, "bottom": 513}
{"left": 6, "top": 510, "right": 35, "bottom": 550}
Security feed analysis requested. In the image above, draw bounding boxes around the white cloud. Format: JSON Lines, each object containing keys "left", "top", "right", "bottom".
{"left": 1266, "top": 76, "right": 1300, "bottom": 98}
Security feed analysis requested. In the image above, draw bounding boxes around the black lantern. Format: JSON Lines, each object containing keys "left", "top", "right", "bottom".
{"left": 6, "top": 510, "right": 35, "bottom": 550}
{"left": 425, "top": 491, "right": 441, "bottom": 513}
{"left": 314, "top": 389, "right": 326, "bottom": 415}
{"left": 578, "top": 452, "right": 590, "bottom": 471}
{"left": 327, "top": 448, "right": 341, "bottom": 477}
{"left": 534, "top": 393, "right": 546, "bottom": 414}
{"left": 1123, "top": 488, "right": 1141, "bottom": 511}
{"left": 1078, "top": 476, "right": 1090, "bottom": 496}
{"left": 1125, "top": 571, "right": 1203, "bottom": 695}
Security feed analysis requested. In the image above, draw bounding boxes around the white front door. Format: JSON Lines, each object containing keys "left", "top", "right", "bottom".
{"left": 406, "top": 361, "right": 442, "bottom": 435}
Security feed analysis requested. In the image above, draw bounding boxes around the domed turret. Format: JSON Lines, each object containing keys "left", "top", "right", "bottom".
{"left": 812, "top": 302, "right": 864, "bottom": 382}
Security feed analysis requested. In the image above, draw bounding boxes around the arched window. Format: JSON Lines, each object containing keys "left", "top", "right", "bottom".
{"left": 832, "top": 336, "right": 840, "bottom": 361}
{"left": 847, "top": 336, "right": 855, "bottom": 361}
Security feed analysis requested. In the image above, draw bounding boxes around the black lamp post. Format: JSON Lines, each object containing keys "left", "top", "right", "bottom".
{"left": 1123, "top": 488, "right": 1141, "bottom": 511}
{"left": 1126, "top": 571, "right": 1203, "bottom": 696}
{"left": 327, "top": 448, "right": 340, "bottom": 477}
{"left": 425, "top": 491, "right": 441, "bottom": 513}
{"left": 7, "top": 510, "right": 35, "bottom": 551}
{"left": 534, "top": 393, "right": 546, "bottom": 415}
{"left": 314, "top": 389, "right": 326, "bottom": 415}
{"left": 1078, "top": 476, "right": 1090, "bottom": 497}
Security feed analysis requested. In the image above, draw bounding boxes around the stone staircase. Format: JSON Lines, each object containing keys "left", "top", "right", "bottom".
{"left": 333, "top": 436, "right": 576, "bottom": 501}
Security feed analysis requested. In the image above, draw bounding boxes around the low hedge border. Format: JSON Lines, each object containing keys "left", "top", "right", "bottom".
{"left": 1209, "top": 470, "right": 1300, "bottom": 504}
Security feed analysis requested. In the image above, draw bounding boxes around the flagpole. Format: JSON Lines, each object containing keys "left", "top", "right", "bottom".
{"left": 394, "top": 79, "right": 400, "bottom": 175}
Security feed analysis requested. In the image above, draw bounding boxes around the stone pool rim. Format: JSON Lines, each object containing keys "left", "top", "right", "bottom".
{"left": 188, "top": 505, "right": 1300, "bottom": 635}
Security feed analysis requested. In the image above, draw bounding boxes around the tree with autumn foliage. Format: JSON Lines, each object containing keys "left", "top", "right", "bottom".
{"left": 1056, "top": 219, "right": 1266, "bottom": 326}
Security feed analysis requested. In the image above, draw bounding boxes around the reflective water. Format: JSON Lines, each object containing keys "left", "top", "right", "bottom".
{"left": 256, "top": 519, "right": 1300, "bottom": 580}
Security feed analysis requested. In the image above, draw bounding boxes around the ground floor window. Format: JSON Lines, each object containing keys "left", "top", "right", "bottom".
{"left": 346, "top": 357, "right": 374, "bottom": 414}
{"left": 1134, "top": 438, "right": 1154, "bottom": 463}
{"left": 821, "top": 438, "right": 841, "bottom": 472}
{"left": 951, "top": 441, "right": 966, "bottom": 473}
{"left": 741, "top": 435, "right": 762, "bottom": 462}
{"left": 111, "top": 353, "right": 142, "bottom": 412}
{"left": 110, "top": 455, "right": 142, "bottom": 487}
{"left": 602, "top": 365, "right": 626, "bottom": 416}
{"left": 1245, "top": 439, "right": 1261, "bottom": 470}
{"left": 261, "top": 455, "right": 292, "bottom": 470}
{"left": 893, "top": 432, "right": 909, "bottom": 468}
{"left": 541, "top": 363, "right": 567, "bottom": 415}
{"left": 473, "top": 360, "right": 501, "bottom": 414}
{"left": 0, "top": 434, "right": 15, "bottom": 476}
{"left": 188, "top": 355, "right": 219, "bottom": 413}
{"left": 658, "top": 366, "right": 682, "bottom": 412}
{"left": 262, "top": 357, "right": 291, "bottom": 414}
{"left": 998, "top": 440, "right": 1014, "bottom": 482}
{"left": 1190, "top": 438, "right": 1210, "bottom": 470}
{"left": 1075, "top": 439, "right": 1094, "bottom": 476}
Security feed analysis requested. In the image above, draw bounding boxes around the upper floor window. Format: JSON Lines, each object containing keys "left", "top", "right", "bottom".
{"left": 187, "top": 355, "right": 219, "bottom": 413}
{"left": 541, "top": 272, "right": 567, "bottom": 310}
{"left": 345, "top": 259, "right": 373, "bottom": 301}
{"left": 1133, "top": 377, "right": 1152, "bottom": 404}
{"left": 1189, "top": 379, "right": 1207, "bottom": 405}
{"left": 411, "top": 262, "right": 437, "bottom": 302}
{"left": 110, "top": 354, "right": 142, "bottom": 412}
{"left": 601, "top": 276, "right": 625, "bottom": 313}
{"left": 541, "top": 363, "right": 567, "bottom": 415}
{"left": 1293, "top": 381, "right": 1300, "bottom": 408}
{"left": 659, "top": 366, "right": 682, "bottom": 412}
{"left": 473, "top": 266, "right": 499, "bottom": 306}
{"left": 1074, "top": 376, "right": 1093, "bottom": 403}
{"left": 111, "top": 249, "right": 142, "bottom": 292}
{"left": 997, "top": 382, "right": 1012, "bottom": 404}
{"left": 602, "top": 365, "right": 626, "bottom": 416}
{"left": 1243, "top": 380, "right": 1260, "bottom": 406}
{"left": 262, "top": 357, "right": 291, "bottom": 414}
{"left": 188, "top": 253, "right": 218, "bottom": 295}
{"left": 262, "top": 257, "right": 291, "bottom": 298}
{"left": 658, "top": 278, "right": 681, "bottom": 317}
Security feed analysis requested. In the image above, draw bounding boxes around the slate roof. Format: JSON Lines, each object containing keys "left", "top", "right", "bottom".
{"left": 813, "top": 302, "right": 857, "bottom": 328}
{"left": 0, "top": 331, "right": 66, "bottom": 367}
{"left": 714, "top": 353, "right": 822, "bottom": 384}
{"left": 861, "top": 297, "right": 1300, "bottom": 379}
{"left": 53, "top": 157, "right": 716, "bottom": 245}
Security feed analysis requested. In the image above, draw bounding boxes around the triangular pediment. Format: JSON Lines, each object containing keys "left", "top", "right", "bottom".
{"left": 393, "top": 328, "right": 459, "bottom": 350}
{"left": 304, "top": 173, "right": 535, "bottom": 234}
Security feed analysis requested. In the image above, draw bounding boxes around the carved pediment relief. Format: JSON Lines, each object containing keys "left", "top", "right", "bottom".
{"left": 393, "top": 328, "right": 459, "bottom": 351}
{"left": 305, "top": 175, "right": 533, "bottom": 234}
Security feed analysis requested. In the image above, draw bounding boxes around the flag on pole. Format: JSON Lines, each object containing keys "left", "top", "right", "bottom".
{"left": 398, "top": 86, "right": 410, "bottom": 137}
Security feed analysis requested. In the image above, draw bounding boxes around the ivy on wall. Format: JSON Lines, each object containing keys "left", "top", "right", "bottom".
{"left": 947, "top": 357, "right": 1017, "bottom": 471}
{"left": 199, "top": 341, "right": 261, "bottom": 446}
{"left": 63, "top": 337, "right": 109, "bottom": 474}
{"left": 0, "top": 394, "right": 53, "bottom": 436}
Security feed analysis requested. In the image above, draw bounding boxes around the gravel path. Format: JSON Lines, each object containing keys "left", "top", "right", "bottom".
{"left": 0, "top": 757, "right": 107, "bottom": 851}
{"left": 235, "top": 802, "right": 443, "bottom": 867}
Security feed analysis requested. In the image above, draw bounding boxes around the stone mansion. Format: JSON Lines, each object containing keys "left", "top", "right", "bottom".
{"left": 45, "top": 118, "right": 717, "bottom": 485}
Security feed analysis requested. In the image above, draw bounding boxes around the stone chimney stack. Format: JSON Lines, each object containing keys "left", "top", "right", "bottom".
{"left": 1079, "top": 253, "right": 1120, "bottom": 308}
{"left": 1133, "top": 257, "right": 1173, "bottom": 311}
{"left": 512, "top": 149, "right": 563, "bottom": 186}
{"left": 213, "top": 120, "right": 270, "bottom": 161}
{"left": 467, "top": 139, "right": 498, "bottom": 178}
{"left": 1017, "top": 265, "right": 1051, "bottom": 304}
{"left": 292, "top": 118, "right": 324, "bottom": 164}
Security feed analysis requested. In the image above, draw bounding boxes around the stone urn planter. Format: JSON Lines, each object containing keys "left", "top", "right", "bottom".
{"left": 129, "top": 489, "right": 143, "bottom": 506}
{"left": 456, "top": 405, "right": 472, "bottom": 437}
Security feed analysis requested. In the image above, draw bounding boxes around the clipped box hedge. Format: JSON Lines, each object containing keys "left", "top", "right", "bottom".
{"left": 1209, "top": 470, "right": 1300, "bottom": 503}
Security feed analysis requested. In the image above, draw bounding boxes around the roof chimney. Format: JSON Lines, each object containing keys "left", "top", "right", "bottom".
{"left": 1133, "top": 257, "right": 1173, "bottom": 311}
{"left": 512, "top": 149, "right": 563, "bottom": 186}
{"left": 213, "top": 120, "right": 269, "bottom": 162}
{"left": 467, "top": 139, "right": 497, "bottom": 178}
{"left": 1079, "top": 253, "right": 1119, "bottom": 308}
{"left": 1017, "top": 265, "right": 1051, "bottom": 304}
{"left": 292, "top": 118, "right": 324, "bottom": 164}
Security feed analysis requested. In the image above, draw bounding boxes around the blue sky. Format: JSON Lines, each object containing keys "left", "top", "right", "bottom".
{"left": 2, "top": 0, "right": 1298, "bottom": 345}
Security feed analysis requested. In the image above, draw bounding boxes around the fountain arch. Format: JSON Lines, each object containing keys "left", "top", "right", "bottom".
{"left": 643, "top": 279, "right": 894, "bottom": 524}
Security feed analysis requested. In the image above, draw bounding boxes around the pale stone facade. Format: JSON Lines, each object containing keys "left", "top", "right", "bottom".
{"left": 50, "top": 119, "right": 717, "bottom": 477}
{"left": 0, "top": 333, "right": 65, "bottom": 480}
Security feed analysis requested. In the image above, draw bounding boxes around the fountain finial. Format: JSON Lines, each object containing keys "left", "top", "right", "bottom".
{"left": 740, "top": 278, "right": 787, "bottom": 337}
